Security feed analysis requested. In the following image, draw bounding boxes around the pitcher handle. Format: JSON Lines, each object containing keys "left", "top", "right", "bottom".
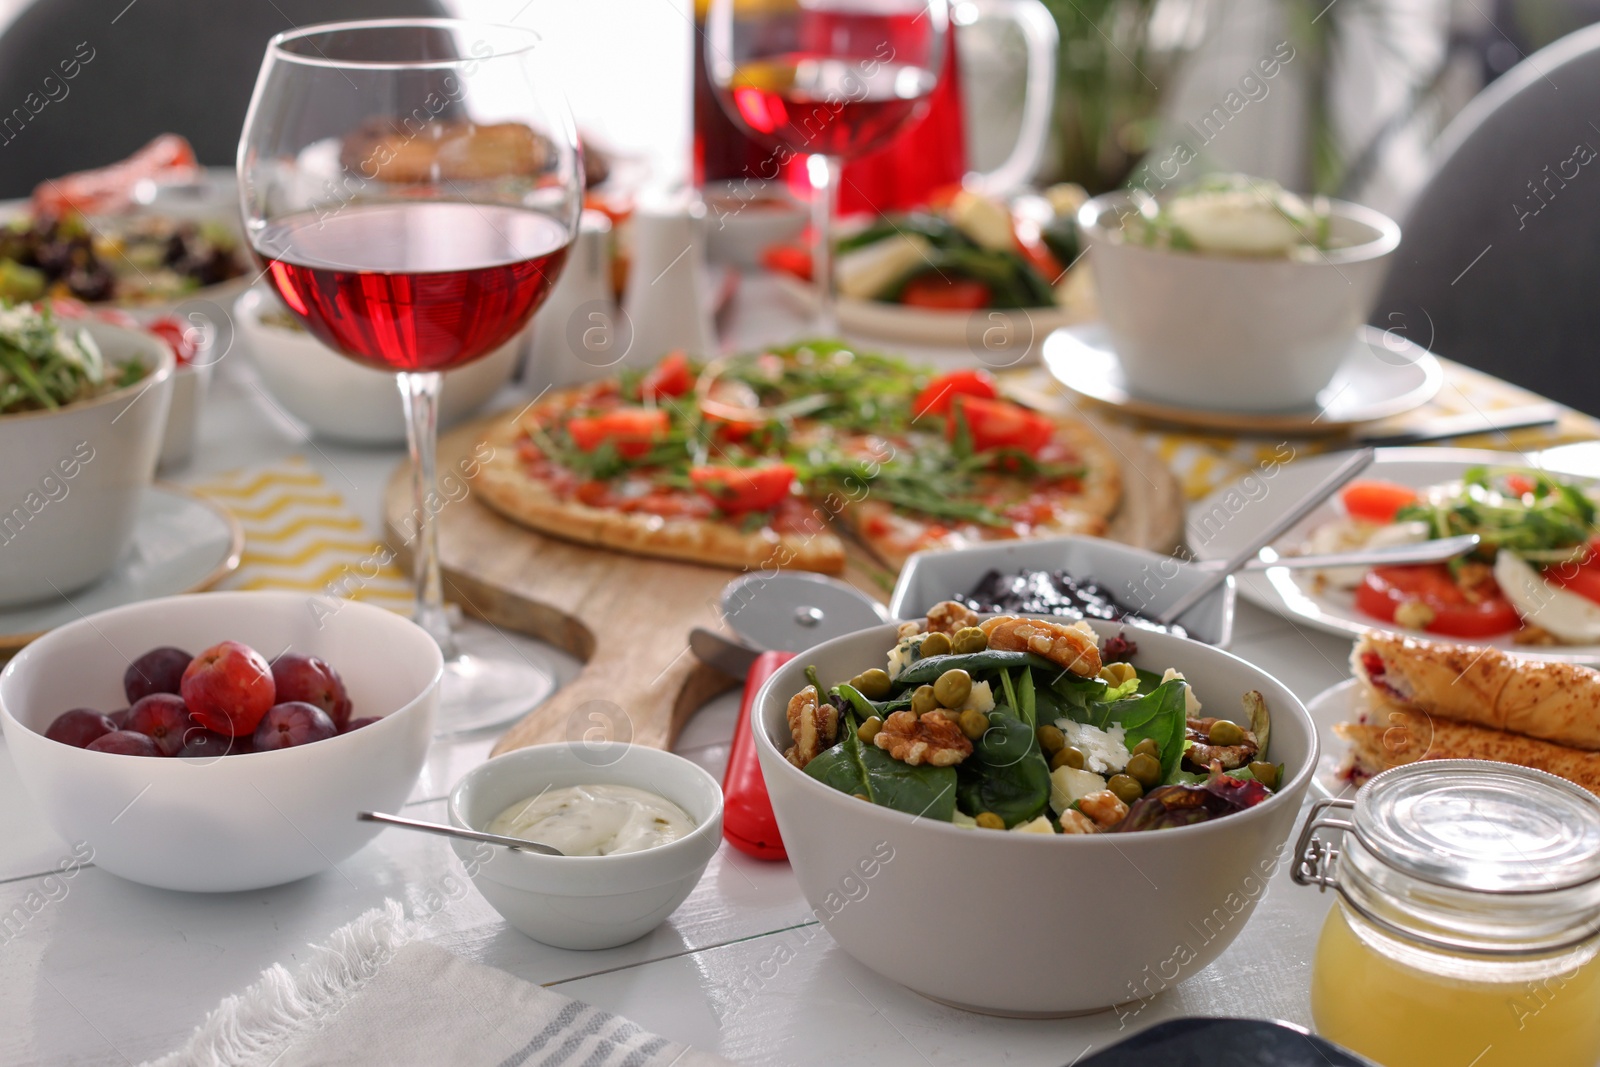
{"left": 964, "top": 0, "right": 1058, "bottom": 195}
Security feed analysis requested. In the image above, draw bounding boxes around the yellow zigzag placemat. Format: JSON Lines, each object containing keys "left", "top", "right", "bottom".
{"left": 189, "top": 458, "right": 413, "bottom": 614}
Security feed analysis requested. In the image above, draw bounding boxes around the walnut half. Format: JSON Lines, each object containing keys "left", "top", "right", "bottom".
{"left": 925, "top": 600, "right": 979, "bottom": 635}
{"left": 873, "top": 710, "right": 973, "bottom": 767}
{"left": 785, "top": 685, "right": 838, "bottom": 769}
{"left": 979, "top": 615, "right": 1101, "bottom": 677}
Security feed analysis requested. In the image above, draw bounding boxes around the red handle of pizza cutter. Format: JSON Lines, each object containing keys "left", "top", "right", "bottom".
{"left": 721, "top": 650, "right": 794, "bottom": 861}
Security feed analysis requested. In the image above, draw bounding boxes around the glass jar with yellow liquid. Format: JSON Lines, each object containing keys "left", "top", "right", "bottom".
{"left": 1293, "top": 760, "right": 1600, "bottom": 1067}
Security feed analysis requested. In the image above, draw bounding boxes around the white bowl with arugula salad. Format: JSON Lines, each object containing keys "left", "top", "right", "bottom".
{"left": 753, "top": 603, "right": 1314, "bottom": 1016}
{"left": 1191, "top": 449, "right": 1600, "bottom": 657}
{"left": 0, "top": 305, "right": 173, "bottom": 607}
{"left": 1080, "top": 174, "right": 1400, "bottom": 412}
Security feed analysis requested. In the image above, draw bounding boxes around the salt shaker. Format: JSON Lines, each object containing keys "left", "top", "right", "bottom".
{"left": 621, "top": 191, "right": 714, "bottom": 363}
{"left": 527, "top": 209, "right": 623, "bottom": 389}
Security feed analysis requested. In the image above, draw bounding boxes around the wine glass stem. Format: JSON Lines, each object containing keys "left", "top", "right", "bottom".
{"left": 397, "top": 370, "right": 457, "bottom": 658}
{"left": 809, "top": 153, "right": 841, "bottom": 335}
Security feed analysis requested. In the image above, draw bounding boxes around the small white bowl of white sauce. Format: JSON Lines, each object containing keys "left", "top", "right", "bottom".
{"left": 448, "top": 742, "right": 724, "bottom": 950}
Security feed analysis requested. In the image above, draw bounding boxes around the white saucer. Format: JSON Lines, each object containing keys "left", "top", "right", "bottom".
{"left": 1042, "top": 323, "right": 1443, "bottom": 434}
{"left": 0, "top": 484, "right": 242, "bottom": 652}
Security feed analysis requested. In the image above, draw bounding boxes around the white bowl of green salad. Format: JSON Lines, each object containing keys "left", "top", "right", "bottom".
{"left": 754, "top": 608, "right": 1314, "bottom": 1016}
{"left": 1079, "top": 174, "right": 1400, "bottom": 412}
{"left": 0, "top": 307, "right": 174, "bottom": 607}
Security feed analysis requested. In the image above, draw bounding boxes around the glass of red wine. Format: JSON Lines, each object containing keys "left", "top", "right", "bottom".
{"left": 706, "top": 0, "right": 948, "bottom": 332}
{"left": 238, "top": 20, "right": 581, "bottom": 734}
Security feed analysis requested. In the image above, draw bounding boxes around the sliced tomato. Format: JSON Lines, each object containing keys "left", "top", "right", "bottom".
{"left": 690, "top": 463, "right": 795, "bottom": 513}
{"left": 913, "top": 368, "right": 999, "bottom": 420}
{"left": 899, "top": 274, "right": 991, "bottom": 311}
{"left": 1340, "top": 480, "right": 1420, "bottom": 524}
{"left": 1545, "top": 542, "right": 1600, "bottom": 606}
{"left": 33, "top": 134, "right": 199, "bottom": 216}
{"left": 1504, "top": 472, "right": 1538, "bottom": 498}
{"left": 566, "top": 408, "right": 669, "bottom": 459}
{"left": 1016, "top": 236, "right": 1064, "bottom": 281}
{"left": 1355, "top": 564, "right": 1521, "bottom": 637}
{"left": 145, "top": 317, "right": 197, "bottom": 364}
{"left": 760, "top": 243, "right": 812, "bottom": 282}
{"left": 639, "top": 350, "right": 694, "bottom": 401}
{"left": 949, "top": 395, "right": 1053, "bottom": 456}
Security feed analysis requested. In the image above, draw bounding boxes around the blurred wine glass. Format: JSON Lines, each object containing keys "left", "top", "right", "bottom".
{"left": 706, "top": 0, "right": 948, "bottom": 331}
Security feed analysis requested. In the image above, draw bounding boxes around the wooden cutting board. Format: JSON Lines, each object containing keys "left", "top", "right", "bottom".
{"left": 382, "top": 411, "right": 1183, "bottom": 758}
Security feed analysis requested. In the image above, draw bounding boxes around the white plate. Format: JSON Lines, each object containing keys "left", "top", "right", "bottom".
{"left": 771, "top": 273, "right": 1086, "bottom": 361}
{"left": 1043, "top": 323, "right": 1443, "bottom": 433}
{"left": 0, "top": 484, "right": 241, "bottom": 651}
{"left": 1306, "top": 677, "right": 1363, "bottom": 799}
{"left": 1187, "top": 447, "right": 1600, "bottom": 660}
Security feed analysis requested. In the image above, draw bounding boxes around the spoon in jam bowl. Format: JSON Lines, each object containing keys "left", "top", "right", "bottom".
{"left": 357, "top": 811, "right": 565, "bottom": 857}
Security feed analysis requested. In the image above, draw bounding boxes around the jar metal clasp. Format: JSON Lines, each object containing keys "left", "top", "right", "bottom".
{"left": 1292, "top": 796, "right": 1355, "bottom": 892}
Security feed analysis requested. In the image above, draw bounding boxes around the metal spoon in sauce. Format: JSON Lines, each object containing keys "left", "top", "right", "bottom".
{"left": 358, "top": 810, "right": 565, "bottom": 857}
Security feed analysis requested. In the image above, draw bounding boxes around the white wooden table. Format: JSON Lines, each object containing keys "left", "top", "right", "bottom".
{"left": 0, "top": 281, "right": 1357, "bottom": 1066}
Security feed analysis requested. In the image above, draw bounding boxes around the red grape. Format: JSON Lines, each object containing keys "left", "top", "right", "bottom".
{"left": 270, "top": 653, "right": 353, "bottom": 729}
{"left": 44, "top": 709, "right": 116, "bottom": 748}
{"left": 181, "top": 641, "right": 275, "bottom": 736}
{"left": 177, "top": 728, "right": 251, "bottom": 759}
{"left": 125, "top": 693, "right": 196, "bottom": 757}
{"left": 86, "top": 730, "right": 161, "bottom": 756}
{"left": 252, "top": 701, "right": 337, "bottom": 751}
{"left": 341, "top": 716, "right": 382, "bottom": 734}
{"left": 124, "top": 647, "right": 192, "bottom": 704}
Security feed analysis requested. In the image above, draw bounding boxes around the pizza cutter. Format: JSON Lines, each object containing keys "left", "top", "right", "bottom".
{"left": 691, "top": 572, "right": 887, "bottom": 676}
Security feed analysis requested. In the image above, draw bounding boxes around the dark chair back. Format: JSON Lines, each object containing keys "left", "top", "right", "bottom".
{"left": 0, "top": 0, "right": 446, "bottom": 198}
{"left": 1372, "top": 23, "right": 1600, "bottom": 416}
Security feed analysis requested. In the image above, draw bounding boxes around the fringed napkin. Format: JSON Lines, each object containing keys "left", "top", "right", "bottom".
{"left": 144, "top": 901, "right": 733, "bottom": 1067}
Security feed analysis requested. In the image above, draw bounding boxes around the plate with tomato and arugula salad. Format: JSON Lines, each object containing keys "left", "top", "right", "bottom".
{"left": 1188, "top": 448, "right": 1600, "bottom": 658}
{"left": 467, "top": 342, "right": 1186, "bottom": 575}
{"left": 764, "top": 186, "right": 1095, "bottom": 351}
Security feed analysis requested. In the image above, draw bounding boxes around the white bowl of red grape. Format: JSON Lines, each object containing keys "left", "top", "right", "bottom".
{"left": 0, "top": 591, "right": 441, "bottom": 892}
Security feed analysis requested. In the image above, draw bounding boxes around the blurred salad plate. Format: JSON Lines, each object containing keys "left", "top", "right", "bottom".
{"left": 1190, "top": 448, "right": 1600, "bottom": 659}
{"left": 768, "top": 185, "right": 1095, "bottom": 354}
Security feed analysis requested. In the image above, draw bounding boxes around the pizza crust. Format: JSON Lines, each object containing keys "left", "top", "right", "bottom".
{"left": 471, "top": 413, "right": 847, "bottom": 573}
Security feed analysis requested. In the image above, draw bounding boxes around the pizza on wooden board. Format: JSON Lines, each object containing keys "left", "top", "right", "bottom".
{"left": 470, "top": 342, "right": 1123, "bottom": 573}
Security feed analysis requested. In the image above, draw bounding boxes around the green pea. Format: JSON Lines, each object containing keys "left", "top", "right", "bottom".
{"left": 1209, "top": 719, "right": 1246, "bottom": 747}
{"left": 1133, "top": 737, "right": 1159, "bottom": 759}
{"left": 933, "top": 668, "right": 972, "bottom": 709}
{"left": 958, "top": 708, "right": 989, "bottom": 741}
{"left": 1125, "top": 752, "right": 1162, "bottom": 788}
{"left": 910, "top": 685, "right": 939, "bottom": 716}
{"left": 1050, "top": 746, "right": 1085, "bottom": 771}
{"left": 952, "top": 626, "right": 988, "bottom": 654}
{"left": 1249, "top": 761, "right": 1280, "bottom": 790}
{"left": 850, "top": 668, "right": 892, "bottom": 700}
{"left": 1107, "top": 774, "right": 1144, "bottom": 804}
{"left": 857, "top": 716, "right": 884, "bottom": 744}
{"left": 1036, "top": 724, "right": 1066, "bottom": 755}
{"left": 919, "top": 631, "right": 952, "bottom": 657}
{"left": 974, "top": 812, "right": 1006, "bottom": 830}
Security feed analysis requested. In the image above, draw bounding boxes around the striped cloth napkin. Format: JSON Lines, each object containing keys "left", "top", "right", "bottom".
{"left": 145, "top": 901, "right": 733, "bottom": 1067}
{"left": 189, "top": 458, "right": 413, "bottom": 614}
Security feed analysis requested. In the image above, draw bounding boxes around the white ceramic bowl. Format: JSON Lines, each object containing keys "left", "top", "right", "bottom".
{"left": 0, "top": 591, "right": 441, "bottom": 892}
{"left": 0, "top": 320, "right": 174, "bottom": 607}
{"left": 889, "top": 535, "right": 1236, "bottom": 648}
{"left": 1078, "top": 191, "right": 1400, "bottom": 412}
{"left": 754, "top": 620, "right": 1315, "bottom": 1016}
{"left": 702, "top": 180, "right": 807, "bottom": 267}
{"left": 234, "top": 287, "right": 523, "bottom": 445}
{"left": 449, "top": 743, "right": 723, "bottom": 950}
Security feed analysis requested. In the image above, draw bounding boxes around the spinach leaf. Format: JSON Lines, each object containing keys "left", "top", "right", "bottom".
{"left": 894, "top": 650, "right": 1055, "bottom": 689}
{"left": 1109, "top": 680, "right": 1192, "bottom": 781}
{"left": 1016, "top": 668, "right": 1037, "bottom": 729}
{"left": 997, "top": 668, "right": 1018, "bottom": 715}
{"left": 956, "top": 710, "right": 1052, "bottom": 827}
{"left": 805, "top": 683, "right": 958, "bottom": 821}
{"left": 1046, "top": 670, "right": 1111, "bottom": 713}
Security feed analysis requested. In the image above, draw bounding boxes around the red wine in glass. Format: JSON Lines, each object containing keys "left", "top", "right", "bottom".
{"left": 254, "top": 201, "right": 571, "bottom": 373}
{"left": 727, "top": 52, "right": 936, "bottom": 159}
